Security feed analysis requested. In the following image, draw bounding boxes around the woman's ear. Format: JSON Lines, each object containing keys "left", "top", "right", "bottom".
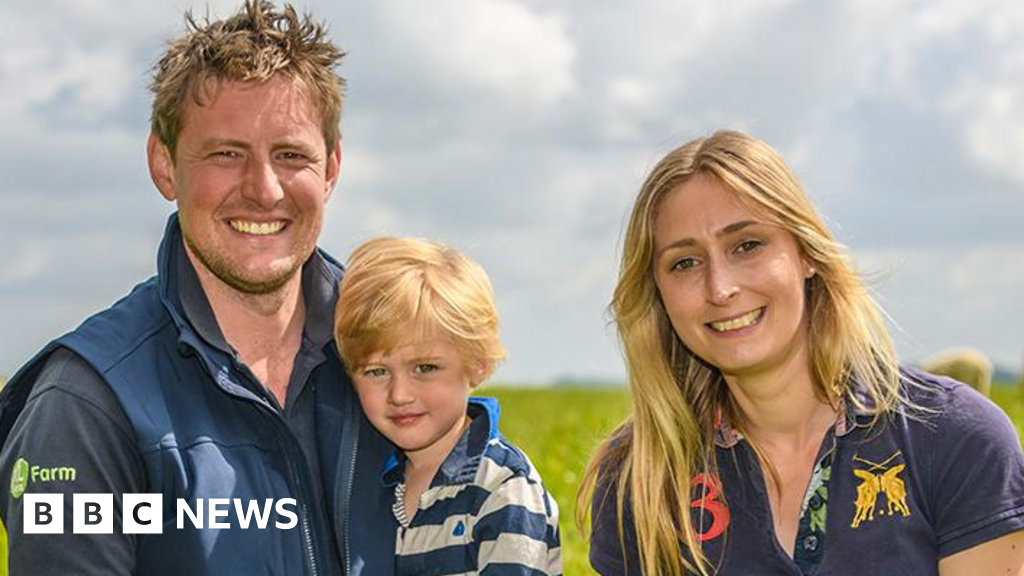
{"left": 802, "top": 257, "right": 817, "bottom": 279}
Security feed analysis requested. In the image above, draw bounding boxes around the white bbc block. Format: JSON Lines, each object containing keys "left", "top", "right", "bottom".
{"left": 24, "top": 494, "right": 63, "bottom": 534}
{"left": 123, "top": 494, "right": 163, "bottom": 534}
{"left": 73, "top": 493, "right": 113, "bottom": 534}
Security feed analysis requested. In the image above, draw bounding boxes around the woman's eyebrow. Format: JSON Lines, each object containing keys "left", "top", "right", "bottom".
{"left": 657, "top": 220, "right": 761, "bottom": 255}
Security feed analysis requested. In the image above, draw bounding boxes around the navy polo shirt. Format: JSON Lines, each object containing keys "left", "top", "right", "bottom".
{"left": 590, "top": 368, "right": 1024, "bottom": 575}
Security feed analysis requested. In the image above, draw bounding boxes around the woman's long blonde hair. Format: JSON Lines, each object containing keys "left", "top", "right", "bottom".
{"left": 577, "top": 130, "right": 903, "bottom": 575}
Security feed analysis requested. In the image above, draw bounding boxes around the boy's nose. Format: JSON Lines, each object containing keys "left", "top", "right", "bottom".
{"left": 387, "top": 376, "right": 415, "bottom": 405}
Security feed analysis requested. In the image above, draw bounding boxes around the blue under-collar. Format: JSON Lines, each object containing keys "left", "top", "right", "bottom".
{"left": 380, "top": 396, "right": 501, "bottom": 488}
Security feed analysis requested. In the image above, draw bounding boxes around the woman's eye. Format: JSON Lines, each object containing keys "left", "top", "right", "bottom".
{"left": 414, "top": 363, "right": 439, "bottom": 374}
{"left": 671, "top": 256, "right": 699, "bottom": 271}
{"left": 736, "top": 239, "right": 762, "bottom": 253}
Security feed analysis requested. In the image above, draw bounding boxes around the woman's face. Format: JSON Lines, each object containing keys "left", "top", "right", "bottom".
{"left": 652, "top": 174, "right": 814, "bottom": 381}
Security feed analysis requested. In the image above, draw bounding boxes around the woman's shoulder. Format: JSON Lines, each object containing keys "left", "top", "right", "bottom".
{"left": 895, "top": 368, "right": 1024, "bottom": 558}
{"left": 900, "top": 365, "right": 1004, "bottom": 415}
{"left": 592, "top": 422, "right": 634, "bottom": 484}
{"left": 896, "top": 365, "right": 1018, "bottom": 446}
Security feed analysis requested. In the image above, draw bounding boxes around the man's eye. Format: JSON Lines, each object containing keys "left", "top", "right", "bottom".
{"left": 413, "top": 364, "right": 439, "bottom": 374}
{"left": 279, "top": 151, "right": 309, "bottom": 162}
{"left": 363, "top": 367, "right": 388, "bottom": 378}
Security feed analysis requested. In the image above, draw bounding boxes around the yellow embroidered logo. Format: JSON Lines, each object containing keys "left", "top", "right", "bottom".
{"left": 850, "top": 451, "right": 911, "bottom": 528}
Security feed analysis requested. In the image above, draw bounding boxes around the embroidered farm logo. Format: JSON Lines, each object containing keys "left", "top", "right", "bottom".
{"left": 850, "top": 451, "right": 911, "bottom": 528}
{"left": 691, "top": 473, "right": 730, "bottom": 541}
{"left": 10, "top": 457, "right": 77, "bottom": 499}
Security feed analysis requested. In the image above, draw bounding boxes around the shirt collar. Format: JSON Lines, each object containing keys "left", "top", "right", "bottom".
{"left": 380, "top": 397, "right": 501, "bottom": 487}
{"left": 713, "top": 386, "right": 873, "bottom": 449}
{"left": 169, "top": 216, "right": 339, "bottom": 357}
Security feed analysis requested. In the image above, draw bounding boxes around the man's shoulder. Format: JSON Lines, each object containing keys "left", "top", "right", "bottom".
{"left": 59, "top": 276, "right": 175, "bottom": 374}
{"left": 12, "top": 347, "right": 136, "bottom": 441}
{"left": 29, "top": 348, "right": 113, "bottom": 402}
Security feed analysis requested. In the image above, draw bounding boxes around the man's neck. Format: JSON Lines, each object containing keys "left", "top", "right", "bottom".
{"left": 186, "top": 247, "right": 306, "bottom": 406}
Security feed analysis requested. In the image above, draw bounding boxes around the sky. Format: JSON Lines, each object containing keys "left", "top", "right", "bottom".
{"left": 2, "top": 0, "right": 1024, "bottom": 384}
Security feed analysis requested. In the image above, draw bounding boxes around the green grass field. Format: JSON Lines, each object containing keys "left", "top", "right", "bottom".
{"left": 0, "top": 373, "right": 1020, "bottom": 574}
{"left": 483, "top": 381, "right": 1024, "bottom": 576}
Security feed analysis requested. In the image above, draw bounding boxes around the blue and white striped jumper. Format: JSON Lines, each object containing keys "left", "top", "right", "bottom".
{"left": 380, "top": 396, "right": 563, "bottom": 576}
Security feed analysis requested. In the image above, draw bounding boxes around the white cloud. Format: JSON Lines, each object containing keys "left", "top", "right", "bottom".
{"left": 0, "top": 244, "right": 48, "bottom": 287}
{"left": 947, "top": 245, "right": 1024, "bottom": 292}
{"left": 374, "top": 0, "right": 576, "bottom": 106}
{"left": 4, "top": 0, "right": 1024, "bottom": 381}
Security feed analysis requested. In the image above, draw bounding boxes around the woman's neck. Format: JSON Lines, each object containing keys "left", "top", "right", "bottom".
{"left": 723, "top": 358, "right": 837, "bottom": 452}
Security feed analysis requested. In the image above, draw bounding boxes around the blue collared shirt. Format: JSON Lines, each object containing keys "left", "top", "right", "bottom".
{"left": 380, "top": 397, "right": 563, "bottom": 575}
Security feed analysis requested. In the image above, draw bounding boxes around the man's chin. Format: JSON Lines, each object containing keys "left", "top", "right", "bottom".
{"left": 216, "top": 269, "right": 299, "bottom": 295}
{"left": 183, "top": 235, "right": 312, "bottom": 295}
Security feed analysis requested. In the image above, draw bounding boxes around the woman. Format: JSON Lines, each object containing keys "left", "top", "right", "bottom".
{"left": 579, "top": 130, "right": 1024, "bottom": 575}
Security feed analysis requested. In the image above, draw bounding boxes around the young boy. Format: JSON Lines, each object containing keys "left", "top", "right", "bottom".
{"left": 334, "top": 237, "right": 563, "bottom": 576}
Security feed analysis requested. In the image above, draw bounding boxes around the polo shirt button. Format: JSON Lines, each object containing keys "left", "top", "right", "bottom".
{"left": 803, "top": 534, "right": 819, "bottom": 551}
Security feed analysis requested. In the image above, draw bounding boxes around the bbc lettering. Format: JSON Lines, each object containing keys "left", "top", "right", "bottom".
{"left": 23, "top": 494, "right": 298, "bottom": 534}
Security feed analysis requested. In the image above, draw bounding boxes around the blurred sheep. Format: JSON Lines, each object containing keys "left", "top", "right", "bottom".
{"left": 921, "top": 347, "right": 993, "bottom": 397}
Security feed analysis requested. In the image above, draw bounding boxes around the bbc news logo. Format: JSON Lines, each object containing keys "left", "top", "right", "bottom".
{"left": 23, "top": 494, "right": 299, "bottom": 534}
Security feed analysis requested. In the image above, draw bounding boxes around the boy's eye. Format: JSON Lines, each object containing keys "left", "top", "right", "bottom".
{"left": 363, "top": 367, "right": 388, "bottom": 378}
{"left": 413, "top": 363, "right": 439, "bottom": 374}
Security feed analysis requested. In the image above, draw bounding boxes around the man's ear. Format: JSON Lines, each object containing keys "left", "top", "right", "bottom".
{"left": 147, "top": 133, "right": 177, "bottom": 201}
{"left": 324, "top": 141, "right": 342, "bottom": 203}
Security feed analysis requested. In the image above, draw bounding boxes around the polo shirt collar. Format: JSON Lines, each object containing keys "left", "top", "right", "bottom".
{"left": 380, "top": 397, "right": 501, "bottom": 487}
{"left": 713, "top": 383, "right": 874, "bottom": 449}
{"left": 158, "top": 213, "right": 338, "bottom": 357}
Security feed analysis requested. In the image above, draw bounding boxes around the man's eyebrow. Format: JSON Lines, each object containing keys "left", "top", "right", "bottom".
{"left": 656, "top": 220, "right": 761, "bottom": 255}
{"left": 200, "top": 138, "right": 251, "bottom": 151}
{"left": 273, "top": 139, "right": 322, "bottom": 156}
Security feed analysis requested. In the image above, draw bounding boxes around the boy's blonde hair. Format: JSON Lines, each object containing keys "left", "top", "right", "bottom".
{"left": 334, "top": 237, "right": 506, "bottom": 380}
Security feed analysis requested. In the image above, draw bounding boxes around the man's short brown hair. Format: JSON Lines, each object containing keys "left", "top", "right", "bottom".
{"left": 150, "top": 0, "right": 345, "bottom": 158}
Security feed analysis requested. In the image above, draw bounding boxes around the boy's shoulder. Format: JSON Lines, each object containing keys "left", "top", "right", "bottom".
{"left": 467, "top": 399, "right": 553, "bottom": 514}
{"left": 467, "top": 397, "right": 537, "bottom": 481}
{"left": 476, "top": 430, "right": 539, "bottom": 490}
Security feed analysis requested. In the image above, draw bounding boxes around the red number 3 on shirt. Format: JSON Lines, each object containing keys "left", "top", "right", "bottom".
{"left": 691, "top": 473, "right": 730, "bottom": 541}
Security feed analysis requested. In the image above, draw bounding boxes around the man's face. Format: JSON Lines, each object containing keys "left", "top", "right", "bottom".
{"left": 148, "top": 75, "right": 341, "bottom": 294}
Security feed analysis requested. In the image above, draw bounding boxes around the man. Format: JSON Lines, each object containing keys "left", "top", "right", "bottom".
{"left": 0, "top": 2, "right": 395, "bottom": 574}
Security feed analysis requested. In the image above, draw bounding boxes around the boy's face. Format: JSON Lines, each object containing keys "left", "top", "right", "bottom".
{"left": 351, "top": 335, "right": 484, "bottom": 467}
